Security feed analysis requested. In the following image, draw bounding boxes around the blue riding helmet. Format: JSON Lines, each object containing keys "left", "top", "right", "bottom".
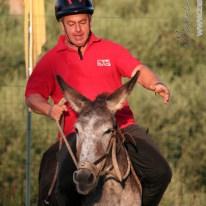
{"left": 55, "top": 0, "right": 94, "bottom": 21}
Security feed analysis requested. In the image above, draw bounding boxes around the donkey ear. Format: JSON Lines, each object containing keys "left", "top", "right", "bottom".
{"left": 106, "top": 71, "right": 140, "bottom": 113}
{"left": 56, "top": 75, "right": 90, "bottom": 113}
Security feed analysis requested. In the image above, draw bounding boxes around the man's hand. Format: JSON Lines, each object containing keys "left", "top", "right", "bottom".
{"left": 131, "top": 65, "right": 170, "bottom": 104}
{"left": 152, "top": 82, "right": 170, "bottom": 104}
{"left": 48, "top": 98, "right": 67, "bottom": 121}
{"left": 26, "top": 94, "right": 68, "bottom": 121}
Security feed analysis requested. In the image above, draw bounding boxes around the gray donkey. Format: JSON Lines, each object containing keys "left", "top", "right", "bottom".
{"left": 39, "top": 71, "right": 142, "bottom": 206}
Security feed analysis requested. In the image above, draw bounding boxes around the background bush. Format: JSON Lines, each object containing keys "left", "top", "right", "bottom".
{"left": 0, "top": 0, "right": 205, "bottom": 205}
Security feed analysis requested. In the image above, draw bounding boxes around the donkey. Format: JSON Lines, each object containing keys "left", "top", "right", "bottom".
{"left": 39, "top": 72, "right": 142, "bottom": 206}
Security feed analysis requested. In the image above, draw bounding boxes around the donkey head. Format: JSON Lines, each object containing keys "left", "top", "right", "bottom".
{"left": 56, "top": 71, "right": 139, "bottom": 195}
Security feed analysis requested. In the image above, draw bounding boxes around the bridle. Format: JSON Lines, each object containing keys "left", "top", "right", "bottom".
{"left": 55, "top": 121, "right": 131, "bottom": 183}
{"left": 75, "top": 128, "right": 132, "bottom": 184}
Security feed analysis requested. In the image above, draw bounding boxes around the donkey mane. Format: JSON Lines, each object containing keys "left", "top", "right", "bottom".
{"left": 79, "top": 93, "right": 110, "bottom": 115}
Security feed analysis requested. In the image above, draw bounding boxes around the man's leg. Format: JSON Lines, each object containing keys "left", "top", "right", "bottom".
{"left": 38, "top": 141, "right": 59, "bottom": 206}
{"left": 123, "top": 124, "right": 172, "bottom": 206}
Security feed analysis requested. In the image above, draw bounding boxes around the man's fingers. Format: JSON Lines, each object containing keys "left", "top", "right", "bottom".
{"left": 62, "top": 105, "right": 68, "bottom": 112}
{"left": 48, "top": 104, "right": 67, "bottom": 121}
{"left": 155, "top": 86, "right": 170, "bottom": 104}
{"left": 161, "top": 90, "right": 170, "bottom": 104}
{"left": 58, "top": 97, "right": 67, "bottom": 106}
{"left": 163, "top": 94, "right": 169, "bottom": 104}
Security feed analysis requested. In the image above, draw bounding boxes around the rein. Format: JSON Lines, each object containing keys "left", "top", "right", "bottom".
{"left": 44, "top": 116, "right": 78, "bottom": 205}
{"left": 108, "top": 130, "right": 131, "bottom": 182}
{"left": 56, "top": 120, "right": 78, "bottom": 168}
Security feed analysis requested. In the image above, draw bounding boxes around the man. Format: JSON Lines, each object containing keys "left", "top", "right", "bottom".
{"left": 25, "top": 0, "right": 172, "bottom": 205}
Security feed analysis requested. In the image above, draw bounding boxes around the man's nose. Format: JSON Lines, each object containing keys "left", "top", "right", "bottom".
{"left": 75, "top": 23, "right": 81, "bottom": 32}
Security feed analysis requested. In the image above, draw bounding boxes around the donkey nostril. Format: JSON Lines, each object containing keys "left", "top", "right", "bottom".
{"left": 73, "top": 169, "right": 96, "bottom": 185}
{"left": 88, "top": 173, "right": 95, "bottom": 184}
{"left": 73, "top": 171, "right": 79, "bottom": 182}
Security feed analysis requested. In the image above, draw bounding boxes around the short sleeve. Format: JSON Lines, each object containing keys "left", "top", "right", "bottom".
{"left": 25, "top": 53, "right": 55, "bottom": 99}
{"left": 115, "top": 44, "right": 141, "bottom": 78}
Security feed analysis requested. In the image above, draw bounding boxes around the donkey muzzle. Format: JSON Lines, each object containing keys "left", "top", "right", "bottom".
{"left": 73, "top": 169, "right": 96, "bottom": 185}
{"left": 73, "top": 168, "right": 98, "bottom": 195}
{"left": 73, "top": 161, "right": 100, "bottom": 194}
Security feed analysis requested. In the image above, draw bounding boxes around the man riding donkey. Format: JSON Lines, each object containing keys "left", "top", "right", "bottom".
{"left": 25, "top": 0, "right": 172, "bottom": 205}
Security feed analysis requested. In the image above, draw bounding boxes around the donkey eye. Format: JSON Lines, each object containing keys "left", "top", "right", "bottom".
{"left": 104, "top": 128, "right": 113, "bottom": 135}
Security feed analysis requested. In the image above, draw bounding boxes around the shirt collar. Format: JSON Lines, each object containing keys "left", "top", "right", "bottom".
{"left": 55, "top": 32, "right": 101, "bottom": 52}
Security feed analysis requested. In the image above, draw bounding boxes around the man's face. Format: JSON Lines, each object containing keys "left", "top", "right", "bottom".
{"left": 62, "top": 13, "right": 91, "bottom": 47}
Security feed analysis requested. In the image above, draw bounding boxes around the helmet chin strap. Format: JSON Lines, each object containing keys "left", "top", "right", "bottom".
{"left": 62, "top": 21, "right": 91, "bottom": 60}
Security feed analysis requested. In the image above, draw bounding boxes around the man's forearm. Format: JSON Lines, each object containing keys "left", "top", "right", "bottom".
{"left": 25, "top": 94, "right": 51, "bottom": 116}
{"left": 132, "top": 64, "right": 170, "bottom": 103}
{"left": 132, "top": 64, "right": 161, "bottom": 91}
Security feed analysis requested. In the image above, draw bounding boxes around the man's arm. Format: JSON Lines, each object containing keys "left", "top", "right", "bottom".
{"left": 25, "top": 94, "right": 67, "bottom": 121}
{"left": 131, "top": 64, "right": 170, "bottom": 104}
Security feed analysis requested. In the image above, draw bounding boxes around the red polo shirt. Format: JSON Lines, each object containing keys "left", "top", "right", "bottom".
{"left": 25, "top": 33, "right": 141, "bottom": 136}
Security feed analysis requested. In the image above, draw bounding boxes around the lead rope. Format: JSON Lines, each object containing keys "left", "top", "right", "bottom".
{"left": 131, "top": 164, "right": 142, "bottom": 197}
{"left": 121, "top": 130, "right": 142, "bottom": 196}
{"left": 106, "top": 130, "right": 140, "bottom": 188}
{"left": 44, "top": 137, "right": 62, "bottom": 205}
{"left": 55, "top": 120, "right": 78, "bottom": 168}
{"left": 44, "top": 123, "right": 78, "bottom": 206}
{"left": 44, "top": 118, "right": 63, "bottom": 205}
{"left": 44, "top": 99, "right": 78, "bottom": 205}
{"left": 110, "top": 134, "right": 131, "bottom": 182}
{"left": 120, "top": 130, "right": 142, "bottom": 195}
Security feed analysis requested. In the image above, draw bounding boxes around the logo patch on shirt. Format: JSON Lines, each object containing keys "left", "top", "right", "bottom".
{"left": 97, "top": 59, "right": 111, "bottom": 67}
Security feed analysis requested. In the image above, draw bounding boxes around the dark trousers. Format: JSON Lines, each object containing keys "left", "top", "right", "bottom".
{"left": 123, "top": 124, "right": 172, "bottom": 206}
{"left": 39, "top": 124, "right": 172, "bottom": 206}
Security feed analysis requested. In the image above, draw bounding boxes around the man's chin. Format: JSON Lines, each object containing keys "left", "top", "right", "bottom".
{"left": 75, "top": 42, "right": 86, "bottom": 47}
{"left": 67, "top": 39, "right": 87, "bottom": 48}
{"left": 72, "top": 37, "right": 88, "bottom": 46}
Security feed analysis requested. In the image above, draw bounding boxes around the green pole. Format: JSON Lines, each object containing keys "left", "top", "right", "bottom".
{"left": 25, "top": 0, "right": 33, "bottom": 205}
{"left": 25, "top": 109, "right": 32, "bottom": 206}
